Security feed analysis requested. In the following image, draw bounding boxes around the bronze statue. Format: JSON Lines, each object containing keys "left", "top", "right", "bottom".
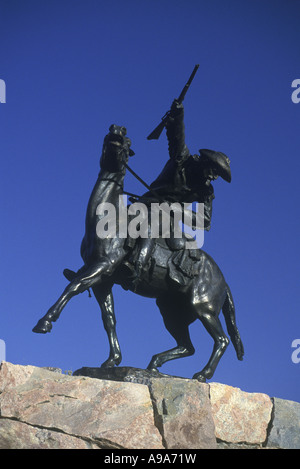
{"left": 33, "top": 68, "right": 244, "bottom": 382}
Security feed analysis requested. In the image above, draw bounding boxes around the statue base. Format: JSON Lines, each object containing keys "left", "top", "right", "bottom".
{"left": 73, "top": 366, "right": 187, "bottom": 385}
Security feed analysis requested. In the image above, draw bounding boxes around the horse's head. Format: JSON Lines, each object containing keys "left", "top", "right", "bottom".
{"left": 100, "top": 124, "right": 134, "bottom": 173}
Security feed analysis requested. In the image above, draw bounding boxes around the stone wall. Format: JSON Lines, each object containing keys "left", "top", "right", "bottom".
{"left": 0, "top": 362, "right": 299, "bottom": 449}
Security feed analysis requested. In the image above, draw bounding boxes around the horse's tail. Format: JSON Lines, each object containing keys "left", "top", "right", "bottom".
{"left": 222, "top": 284, "right": 244, "bottom": 361}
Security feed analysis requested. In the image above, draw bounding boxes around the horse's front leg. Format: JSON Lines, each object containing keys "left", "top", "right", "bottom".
{"left": 92, "top": 282, "right": 122, "bottom": 368}
{"left": 32, "top": 259, "right": 115, "bottom": 334}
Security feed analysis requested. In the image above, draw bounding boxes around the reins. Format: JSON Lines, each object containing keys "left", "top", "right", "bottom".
{"left": 124, "top": 163, "right": 164, "bottom": 202}
{"left": 124, "top": 163, "right": 151, "bottom": 192}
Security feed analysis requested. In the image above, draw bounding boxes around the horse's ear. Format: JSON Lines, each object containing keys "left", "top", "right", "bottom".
{"left": 129, "top": 149, "right": 135, "bottom": 156}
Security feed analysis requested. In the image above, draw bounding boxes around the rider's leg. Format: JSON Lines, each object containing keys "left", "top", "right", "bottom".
{"left": 131, "top": 214, "right": 155, "bottom": 282}
{"left": 134, "top": 237, "right": 155, "bottom": 277}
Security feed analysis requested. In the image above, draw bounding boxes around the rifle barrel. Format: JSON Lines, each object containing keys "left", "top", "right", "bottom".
{"left": 177, "top": 64, "right": 199, "bottom": 103}
{"left": 147, "top": 64, "right": 199, "bottom": 140}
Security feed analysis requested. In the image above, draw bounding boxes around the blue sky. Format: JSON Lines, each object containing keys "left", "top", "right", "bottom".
{"left": 1, "top": 0, "right": 300, "bottom": 402}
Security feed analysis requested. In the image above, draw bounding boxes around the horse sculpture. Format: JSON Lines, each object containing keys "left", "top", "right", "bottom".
{"left": 33, "top": 124, "right": 244, "bottom": 382}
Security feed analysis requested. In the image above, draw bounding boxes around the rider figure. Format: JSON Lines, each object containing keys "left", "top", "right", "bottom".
{"left": 130, "top": 99, "right": 232, "bottom": 287}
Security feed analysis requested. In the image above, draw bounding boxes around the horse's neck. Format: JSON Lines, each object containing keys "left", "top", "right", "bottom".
{"left": 86, "top": 169, "right": 125, "bottom": 218}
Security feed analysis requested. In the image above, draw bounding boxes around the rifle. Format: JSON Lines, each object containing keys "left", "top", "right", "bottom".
{"left": 147, "top": 64, "right": 199, "bottom": 140}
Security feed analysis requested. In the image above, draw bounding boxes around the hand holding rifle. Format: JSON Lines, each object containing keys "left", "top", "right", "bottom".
{"left": 147, "top": 64, "right": 199, "bottom": 141}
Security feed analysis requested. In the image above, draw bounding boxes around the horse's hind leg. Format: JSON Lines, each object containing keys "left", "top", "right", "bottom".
{"left": 193, "top": 309, "right": 229, "bottom": 382}
{"left": 147, "top": 296, "right": 195, "bottom": 372}
{"left": 92, "top": 282, "right": 122, "bottom": 368}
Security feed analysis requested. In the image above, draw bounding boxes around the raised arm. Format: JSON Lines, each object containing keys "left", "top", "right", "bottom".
{"left": 166, "top": 100, "right": 190, "bottom": 163}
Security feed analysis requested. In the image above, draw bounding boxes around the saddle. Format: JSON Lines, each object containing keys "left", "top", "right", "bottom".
{"left": 123, "top": 235, "right": 201, "bottom": 288}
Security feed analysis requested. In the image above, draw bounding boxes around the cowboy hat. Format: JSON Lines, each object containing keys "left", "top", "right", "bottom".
{"left": 199, "top": 149, "right": 231, "bottom": 182}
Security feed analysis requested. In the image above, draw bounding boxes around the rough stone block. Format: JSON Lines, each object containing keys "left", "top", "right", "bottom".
{"left": 210, "top": 382, "right": 273, "bottom": 444}
{"left": 149, "top": 377, "right": 217, "bottom": 449}
{"left": 0, "top": 362, "right": 163, "bottom": 449}
{"left": 268, "top": 398, "right": 300, "bottom": 449}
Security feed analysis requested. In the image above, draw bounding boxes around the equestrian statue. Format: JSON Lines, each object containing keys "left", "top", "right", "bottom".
{"left": 33, "top": 66, "right": 244, "bottom": 382}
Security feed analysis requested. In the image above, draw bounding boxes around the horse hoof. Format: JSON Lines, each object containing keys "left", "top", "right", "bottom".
{"left": 192, "top": 372, "right": 207, "bottom": 382}
{"left": 146, "top": 366, "right": 159, "bottom": 373}
{"left": 100, "top": 361, "right": 115, "bottom": 369}
{"left": 100, "top": 356, "right": 121, "bottom": 368}
{"left": 32, "top": 319, "right": 52, "bottom": 334}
